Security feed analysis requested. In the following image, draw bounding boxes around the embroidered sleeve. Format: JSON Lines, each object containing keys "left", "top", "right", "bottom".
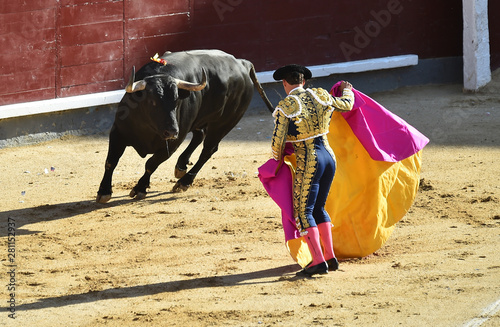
{"left": 330, "top": 88, "right": 354, "bottom": 112}
{"left": 271, "top": 107, "right": 290, "bottom": 161}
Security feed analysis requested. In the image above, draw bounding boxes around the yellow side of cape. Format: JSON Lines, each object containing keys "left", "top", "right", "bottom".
{"left": 286, "top": 111, "right": 423, "bottom": 265}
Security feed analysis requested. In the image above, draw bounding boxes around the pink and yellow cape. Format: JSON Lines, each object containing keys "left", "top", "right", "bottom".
{"left": 258, "top": 83, "right": 429, "bottom": 267}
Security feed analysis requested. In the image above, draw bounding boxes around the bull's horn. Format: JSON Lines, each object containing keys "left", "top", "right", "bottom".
{"left": 174, "top": 69, "right": 207, "bottom": 92}
{"left": 125, "top": 66, "right": 147, "bottom": 93}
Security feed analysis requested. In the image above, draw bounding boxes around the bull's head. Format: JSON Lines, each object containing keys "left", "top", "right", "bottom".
{"left": 123, "top": 66, "right": 207, "bottom": 140}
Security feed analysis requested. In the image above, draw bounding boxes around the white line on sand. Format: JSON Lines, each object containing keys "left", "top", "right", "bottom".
{"left": 463, "top": 298, "right": 500, "bottom": 327}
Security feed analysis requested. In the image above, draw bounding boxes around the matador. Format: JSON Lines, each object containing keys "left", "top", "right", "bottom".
{"left": 271, "top": 64, "right": 354, "bottom": 276}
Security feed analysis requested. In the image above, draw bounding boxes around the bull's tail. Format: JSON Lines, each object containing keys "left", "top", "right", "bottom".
{"left": 250, "top": 65, "right": 274, "bottom": 113}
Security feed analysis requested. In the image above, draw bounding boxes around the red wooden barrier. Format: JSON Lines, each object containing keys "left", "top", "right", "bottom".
{"left": 0, "top": 0, "right": 497, "bottom": 108}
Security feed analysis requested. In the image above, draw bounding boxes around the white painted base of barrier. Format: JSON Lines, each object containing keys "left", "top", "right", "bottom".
{"left": 256, "top": 54, "right": 418, "bottom": 83}
{"left": 0, "top": 90, "right": 125, "bottom": 120}
{"left": 0, "top": 54, "right": 418, "bottom": 120}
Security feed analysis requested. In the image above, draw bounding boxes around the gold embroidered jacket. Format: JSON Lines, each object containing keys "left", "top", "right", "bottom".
{"left": 271, "top": 87, "right": 354, "bottom": 161}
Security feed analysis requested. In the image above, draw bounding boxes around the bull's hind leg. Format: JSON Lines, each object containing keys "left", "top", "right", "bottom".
{"left": 130, "top": 147, "right": 170, "bottom": 200}
{"left": 172, "top": 123, "right": 237, "bottom": 192}
{"left": 172, "top": 140, "right": 218, "bottom": 192}
{"left": 174, "top": 129, "right": 205, "bottom": 178}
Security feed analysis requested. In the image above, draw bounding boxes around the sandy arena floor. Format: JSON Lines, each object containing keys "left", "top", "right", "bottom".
{"left": 1, "top": 71, "right": 499, "bottom": 326}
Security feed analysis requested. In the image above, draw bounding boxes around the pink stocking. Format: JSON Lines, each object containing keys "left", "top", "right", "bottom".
{"left": 318, "top": 222, "right": 335, "bottom": 261}
{"left": 304, "top": 227, "right": 325, "bottom": 266}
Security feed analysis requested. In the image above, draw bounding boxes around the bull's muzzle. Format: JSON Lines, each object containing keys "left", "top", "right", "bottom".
{"left": 163, "top": 129, "right": 179, "bottom": 140}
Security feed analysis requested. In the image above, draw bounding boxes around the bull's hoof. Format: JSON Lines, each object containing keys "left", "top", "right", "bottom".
{"left": 174, "top": 167, "right": 187, "bottom": 179}
{"left": 129, "top": 189, "right": 147, "bottom": 200}
{"left": 96, "top": 194, "right": 111, "bottom": 204}
{"left": 172, "top": 181, "right": 189, "bottom": 193}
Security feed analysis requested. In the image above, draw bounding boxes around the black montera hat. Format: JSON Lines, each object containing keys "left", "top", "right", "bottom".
{"left": 273, "top": 64, "right": 312, "bottom": 81}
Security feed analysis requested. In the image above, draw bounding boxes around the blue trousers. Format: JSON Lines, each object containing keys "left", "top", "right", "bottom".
{"left": 293, "top": 136, "right": 336, "bottom": 232}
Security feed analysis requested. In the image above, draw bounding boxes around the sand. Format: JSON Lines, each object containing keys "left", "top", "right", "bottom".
{"left": 1, "top": 70, "right": 499, "bottom": 326}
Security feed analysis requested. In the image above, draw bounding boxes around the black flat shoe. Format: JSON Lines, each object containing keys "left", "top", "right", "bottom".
{"left": 326, "top": 258, "right": 339, "bottom": 271}
{"left": 296, "top": 261, "right": 328, "bottom": 277}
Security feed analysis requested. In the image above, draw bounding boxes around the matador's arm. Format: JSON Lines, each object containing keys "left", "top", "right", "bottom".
{"left": 270, "top": 108, "right": 290, "bottom": 161}
{"left": 330, "top": 88, "right": 354, "bottom": 112}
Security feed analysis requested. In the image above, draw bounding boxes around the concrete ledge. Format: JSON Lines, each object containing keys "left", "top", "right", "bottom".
{"left": 0, "top": 90, "right": 124, "bottom": 120}
{"left": 256, "top": 54, "right": 419, "bottom": 83}
{"left": 0, "top": 55, "right": 418, "bottom": 120}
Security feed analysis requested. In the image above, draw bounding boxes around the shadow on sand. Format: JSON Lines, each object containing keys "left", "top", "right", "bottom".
{"left": 16, "top": 264, "right": 300, "bottom": 312}
{"left": 1, "top": 191, "right": 180, "bottom": 237}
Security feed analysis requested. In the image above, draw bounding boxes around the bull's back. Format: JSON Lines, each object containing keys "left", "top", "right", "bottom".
{"left": 164, "top": 50, "right": 252, "bottom": 85}
{"left": 169, "top": 50, "right": 254, "bottom": 132}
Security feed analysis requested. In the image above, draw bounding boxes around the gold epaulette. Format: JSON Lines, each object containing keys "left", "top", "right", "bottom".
{"left": 274, "top": 95, "right": 302, "bottom": 118}
{"left": 307, "top": 88, "right": 333, "bottom": 106}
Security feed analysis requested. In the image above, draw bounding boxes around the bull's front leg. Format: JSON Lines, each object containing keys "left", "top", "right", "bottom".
{"left": 130, "top": 147, "right": 170, "bottom": 200}
{"left": 96, "top": 129, "right": 127, "bottom": 203}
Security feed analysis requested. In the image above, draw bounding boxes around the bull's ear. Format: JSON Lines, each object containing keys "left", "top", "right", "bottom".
{"left": 178, "top": 89, "right": 190, "bottom": 99}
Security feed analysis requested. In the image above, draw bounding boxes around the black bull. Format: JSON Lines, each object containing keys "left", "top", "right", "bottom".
{"left": 96, "top": 50, "right": 274, "bottom": 203}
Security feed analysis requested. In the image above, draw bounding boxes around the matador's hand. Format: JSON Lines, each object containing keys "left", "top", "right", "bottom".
{"left": 340, "top": 81, "right": 353, "bottom": 91}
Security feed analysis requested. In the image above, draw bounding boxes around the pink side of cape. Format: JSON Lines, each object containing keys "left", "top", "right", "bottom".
{"left": 257, "top": 144, "right": 300, "bottom": 242}
{"left": 330, "top": 82, "right": 429, "bottom": 162}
